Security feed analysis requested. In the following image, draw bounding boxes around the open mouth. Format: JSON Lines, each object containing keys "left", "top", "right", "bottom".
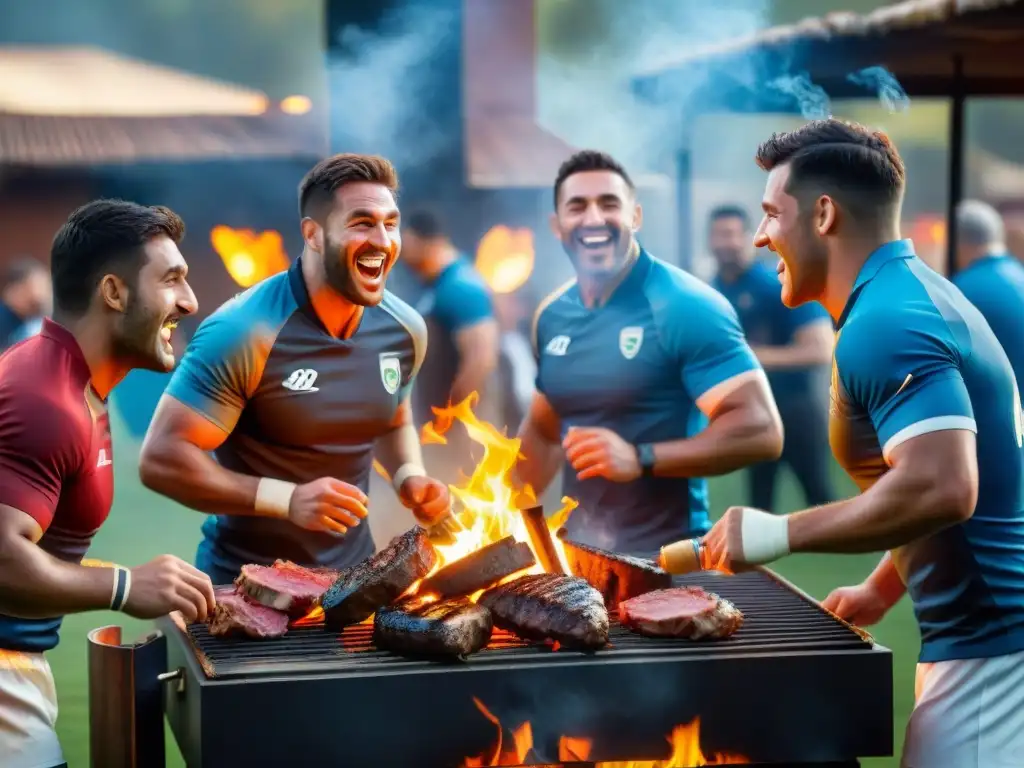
{"left": 160, "top": 317, "right": 179, "bottom": 347}
{"left": 577, "top": 231, "right": 614, "bottom": 249}
{"left": 355, "top": 253, "right": 386, "bottom": 281}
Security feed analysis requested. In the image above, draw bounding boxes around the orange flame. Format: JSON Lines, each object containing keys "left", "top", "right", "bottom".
{"left": 210, "top": 225, "right": 290, "bottom": 288}
{"left": 465, "top": 698, "right": 748, "bottom": 767}
{"left": 475, "top": 225, "right": 535, "bottom": 295}
{"left": 421, "top": 393, "right": 577, "bottom": 576}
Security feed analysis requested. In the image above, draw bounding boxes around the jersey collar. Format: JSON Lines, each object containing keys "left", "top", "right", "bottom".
{"left": 837, "top": 239, "right": 916, "bottom": 328}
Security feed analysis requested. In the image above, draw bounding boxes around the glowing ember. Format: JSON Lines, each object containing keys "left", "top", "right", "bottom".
{"left": 465, "top": 698, "right": 748, "bottom": 767}
{"left": 420, "top": 393, "right": 577, "bottom": 580}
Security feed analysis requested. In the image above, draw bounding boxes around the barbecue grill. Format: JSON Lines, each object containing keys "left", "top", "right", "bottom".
{"left": 88, "top": 568, "right": 892, "bottom": 767}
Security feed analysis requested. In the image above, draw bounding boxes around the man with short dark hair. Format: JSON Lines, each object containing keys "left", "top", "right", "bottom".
{"left": 708, "top": 204, "right": 834, "bottom": 511}
{"left": 698, "top": 119, "right": 1024, "bottom": 767}
{"left": 0, "top": 258, "right": 51, "bottom": 351}
{"left": 952, "top": 199, "right": 1024, "bottom": 388}
{"left": 0, "top": 199, "right": 211, "bottom": 768}
{"left": 515, "top": 149, "right": 783, "bottom": 557}
{"left": 140, "top": 154, "right": 452, "bottom": 584}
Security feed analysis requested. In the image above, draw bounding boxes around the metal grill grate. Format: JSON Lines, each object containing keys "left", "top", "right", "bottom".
{"left": 183, "top": 570, "right": 872, "bottom": 680}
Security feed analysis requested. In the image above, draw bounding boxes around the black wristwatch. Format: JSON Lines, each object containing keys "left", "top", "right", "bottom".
{"left": 636, "top": 443, "right": 656, "bottom": 477}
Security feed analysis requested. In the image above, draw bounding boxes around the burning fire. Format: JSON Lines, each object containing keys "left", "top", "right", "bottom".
{"left": 475, "top": 225, "right": 535, "bottom": 295}
{"left": 420, "top": 393, "right": 577, "bottom": 580}
{"left": 464, "top": 698, "right": 748, "bottom": 767}
{"left": 210, "top": 225, "right": 290, "bottom": 288}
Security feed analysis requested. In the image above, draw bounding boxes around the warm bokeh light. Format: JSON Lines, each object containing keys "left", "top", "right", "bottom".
{"left": 210, "top": 225, "right": 291, "bottom": 288}
{"left": 475, "top": 225, "right": 535, "bottom": 295}
{"left": 280, "top": 95, "right": 312, "bottom": 115}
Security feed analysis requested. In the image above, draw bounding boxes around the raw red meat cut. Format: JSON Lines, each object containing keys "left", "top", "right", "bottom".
{"left": 208, "top": 589, "right": 290, "bottom": 639}
{"left": 235, "top": 560, "right": 338, "bottom": 618}
{"left": 618, "top": 586, "right": 743, "bottom": 640}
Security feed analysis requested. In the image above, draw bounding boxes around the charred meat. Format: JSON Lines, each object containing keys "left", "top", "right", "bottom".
{"left": 235, "top": 560, "right": 337, "bottom": 618}
{"left": 558, "top": 532, "right": 671, "bottom": 608}
{"left": 419, "top": 536, "right": 536, "bottom": 599}
{"left": 619, "top": 586, "right": 744, "bottom": 640}
{"left": 321, "top": 527, "right": 438, "bottom": 629}
{"left": 373, "top": 595, "right": 493, "bottom": 658}
{"left": 478, "top": 573, "right": 609, "bottom": 650}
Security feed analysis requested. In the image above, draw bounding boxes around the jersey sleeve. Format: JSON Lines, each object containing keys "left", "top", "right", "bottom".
{"left": 433, "top": 275, "right": 494, "bottom": 333}
{"left": 656, "top": 280, "right": 762, "bottom": 407}
{"left": 0, "top": 394, "right": 82, "bottom": 529}
{"left": 837, "top": 311, "right": 975, "bottom": 462}
{"left": 164, "top": 311, "right": 269, "bottom": 433}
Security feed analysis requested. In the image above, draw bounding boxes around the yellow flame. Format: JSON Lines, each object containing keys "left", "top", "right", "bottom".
{"left": 474, "top": 225, "right": 534, "bottom": 295}
{"left": 210, "top": 225, "right": 290, "bottom": 288}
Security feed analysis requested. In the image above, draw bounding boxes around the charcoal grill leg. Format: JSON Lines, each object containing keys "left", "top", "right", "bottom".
{"left": 87, "top": 625, "right": 168, "bottom": 768}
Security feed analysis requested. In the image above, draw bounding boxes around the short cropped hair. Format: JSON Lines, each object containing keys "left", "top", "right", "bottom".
{"left": 298, "top": 153, "right": 399, "bottom": 219}
{"left": 956, "top": 199, "right": 1005, "bottom": 247}
{"left": 553, "top": 150, "right": 635, "bottom": 208}
{"left": 709, "top": 204, "right": 750, "bottom": 230}
{"left": 403, "top": 206, "right": 447, "bottom": 240}
{"left": 50, "top": 199, "right": 185, "bottom": 317}
{"left": 755, "top": 118, "right": 906, "bottom": 221}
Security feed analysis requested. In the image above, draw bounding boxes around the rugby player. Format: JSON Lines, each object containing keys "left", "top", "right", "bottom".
{"left": 0, "top": 200, "right": 213, "bottom": 768}
{"left": 698, "top": 119, "right": 1024, "bottom": 767}
{"left": 139, "top": 154, "right": 451, "bottom": 585}
{"left": 515, "top": 150, "right": 784, "bottom": 558}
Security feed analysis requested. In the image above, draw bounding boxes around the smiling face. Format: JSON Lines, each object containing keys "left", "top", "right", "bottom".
{"left": 317, "top": 181, "right": 401, "bottom": 306}
{"left": 551, "top": 169, "right": 641, "bottom": 283}
{"left": 753, "top": 164, "right": 830, "bottom": 307}
{"left": 113, "top": 235, "right": 197, "bottom": 372}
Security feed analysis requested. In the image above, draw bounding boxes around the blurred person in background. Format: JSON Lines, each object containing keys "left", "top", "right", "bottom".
{"left": 0, "top": 258, "right": 52, "bottom": 351}
{"left": 515, "top": 150, "right": 783, "bottom": 558}
{"left": 0, "top": 200, "right": 212, "bottom": 768}
{"left": 952, "top": 200, "right": 1024, "bottom": 386}
{"left": 493, "top": 290, "right": 537, "bottom": 433}
{"left": 139, "top": 155, "right": 451, "bottom": 584}
{"left": 699, "top": 119, "right": 1024, "bottom": 768}
{"left": 708, "top": 204, "right": 835, "bottom": 511}
{"left": 401, "top": 207, "right": 499, "bottom": 480}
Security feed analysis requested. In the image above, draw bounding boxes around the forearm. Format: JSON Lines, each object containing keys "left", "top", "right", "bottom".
{"left": 514, "top": 423, "right": 562, "bottom": 497}
{"left": 787, "top": 469, "right": 965, "bottom": 554}
{"left": 449, "top": 359, "right": 495, "bottom": 406}
{"left": 375, "top": 423, "right": 425, "bottom": 478}
{"left": 651, "top": 406, "right": 781, "bottom": 478}
{"left": 139, "top": 440, "right": 260, "bottom": 517}
{"left": 866, "top": 552, "right": 907, "bottom": 607}
{"left": 755, "top": 344, "right": 829, "bottom": 369}
{"left": 0, "top": 534, "right": 115, "bottom": 618}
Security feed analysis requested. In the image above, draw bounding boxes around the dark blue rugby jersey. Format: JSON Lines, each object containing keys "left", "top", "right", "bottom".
{"left": 532, "top": 247, "right": 762, "bottom": 557}
{"left": 830, "top": 239, "right": 1024, "bottom": 662}
{"left": 164, "top": 256, "right": 426, "bottom": 578}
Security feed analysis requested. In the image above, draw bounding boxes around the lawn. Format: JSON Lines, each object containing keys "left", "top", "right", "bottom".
{"left": 48, "top": 407, "right": 918, "bottom": 767}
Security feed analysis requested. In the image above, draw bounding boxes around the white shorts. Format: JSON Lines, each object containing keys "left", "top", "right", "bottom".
{"left": 902, "top": 647, "right": 1024, "bottom": 768}
{"left": 0, "top": 651, "right": 64, "bottom": 768}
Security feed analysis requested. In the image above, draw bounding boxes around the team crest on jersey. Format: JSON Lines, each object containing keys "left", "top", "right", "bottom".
{"left": 619, "top": 327, "right": 644, "bottom": 360}
{"left": 380, "top": 353, "right": 402, "bottom": 395}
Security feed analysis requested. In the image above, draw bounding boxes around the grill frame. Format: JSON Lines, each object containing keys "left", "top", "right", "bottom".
{"left": 158, "top": 569, "right": 894, "bottom": 767}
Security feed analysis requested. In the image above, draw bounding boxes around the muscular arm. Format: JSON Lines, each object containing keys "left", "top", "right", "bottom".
{"left": 374, "top": 397, "right": 426, "bottom": 479}
{"left": 139, "top": 394, "right": 261, "bottom": 516}
{"left": 0, "top": 506, "right": 115, "bottom": 618}
{"left": 650, "top": 372, "right": 783, "bottom": 477}
{"left": 787, "top": 429, "right": 976, "bottom": 553}
{"left": 753, "top": 320, "right": 834, "bottom": 369}
{"left": 449, "top": 319, "right": 500, "bottom": 405}
{"left": 514, "top": 391, "right": 564, "bottom": 496}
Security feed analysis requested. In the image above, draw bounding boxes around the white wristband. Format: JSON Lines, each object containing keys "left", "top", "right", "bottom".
{"left": 109, "top": 566, "right": 132, "bottom": 612}
{"left": 739, "top": 507, "right": 791, "bottom": 564}
{"left": 392, "top": 463, "right": 426, "bottom": 493}
{"left": 255, "top": 477, "right": 296, "bottom": 519}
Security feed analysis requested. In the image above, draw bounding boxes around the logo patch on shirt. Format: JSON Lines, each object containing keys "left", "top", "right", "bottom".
{"left": 283, "top": 368, "right": 319, "bottom": 393}
{"left": 380, "top": 353, "right": 401, "bottom": 395}
{"left": 545, "top": 335, "right": 571, "bottom": 356}
{"left": 619, "top": 326, "right": 644, "bottom": 360}
{"left": 96, "top": 448, "right": 112, "bottom": 468}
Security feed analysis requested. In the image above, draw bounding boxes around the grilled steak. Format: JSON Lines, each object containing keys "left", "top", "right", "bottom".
{"left": 322, "top": 526, "right": 438, "bottom": 629}
{"left": 478, "top": 573, "right": 609, "bottom": 650}
{"left": 235, "top": 560, "right": 338, "bottom": 618}
{"left": 373, "top": 595, "right": 493, "bottom": 658}
{"left": 208, "top": 588, "right": 289, "bottom": 639}
{"left": 558, "top": 532, "right": 671, "bottom": 608}
{"left": 619, "top": 586, "right": 744, "bottom": 640}
{"left": 420, "top": 536, "right": 536, "bottom": 599}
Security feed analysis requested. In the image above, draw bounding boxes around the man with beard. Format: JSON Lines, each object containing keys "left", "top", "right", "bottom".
{"left": 514, "top": 150, "right": 783, "bottom": 557}
{"left": 708, "top": 204, "right": 835, "bottom": 511}
{"left": 139, "top": 154, "right": 451, "bottom": 584}
{"left": 697, "top": 119, "right": 1024, "bottom": 768}
{"left": 0, "top": 199, "right": 213, "bottom": 768}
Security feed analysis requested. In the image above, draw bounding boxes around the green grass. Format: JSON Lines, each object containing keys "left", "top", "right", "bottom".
{"left": 49, "top": 409, "right": 918, "bottom": 767}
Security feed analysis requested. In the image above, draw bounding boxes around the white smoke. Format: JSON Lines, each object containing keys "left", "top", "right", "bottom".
{"left": 847, "top": 66, "right": 911, "bottom": 113}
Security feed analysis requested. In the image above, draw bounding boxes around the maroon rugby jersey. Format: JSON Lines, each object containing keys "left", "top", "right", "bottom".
{"left": 0, "top": 318, "right": 114, "bottom": 651}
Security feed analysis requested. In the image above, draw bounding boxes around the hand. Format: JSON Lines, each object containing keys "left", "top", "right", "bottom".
{"left": 563, "top": 426, "right": 641, "bottom": 482}
{"left": 821, "top": 582, "right": 892, "bottom": 627}
{"left": 288, "top": 477, "right": 368, "bottom": 537}
{"left": 124, "top": 555, "right": 216, "bottom": 623}
{"left": 701, "top": 505, "right": 790, "bottom": 572}
{"left": 398, "top": 475, "right": 451, "bottom": 526}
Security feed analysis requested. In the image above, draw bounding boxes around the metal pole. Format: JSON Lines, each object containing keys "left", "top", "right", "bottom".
{"left": 946, "top": 55, "right": 966, "bottom": 276}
